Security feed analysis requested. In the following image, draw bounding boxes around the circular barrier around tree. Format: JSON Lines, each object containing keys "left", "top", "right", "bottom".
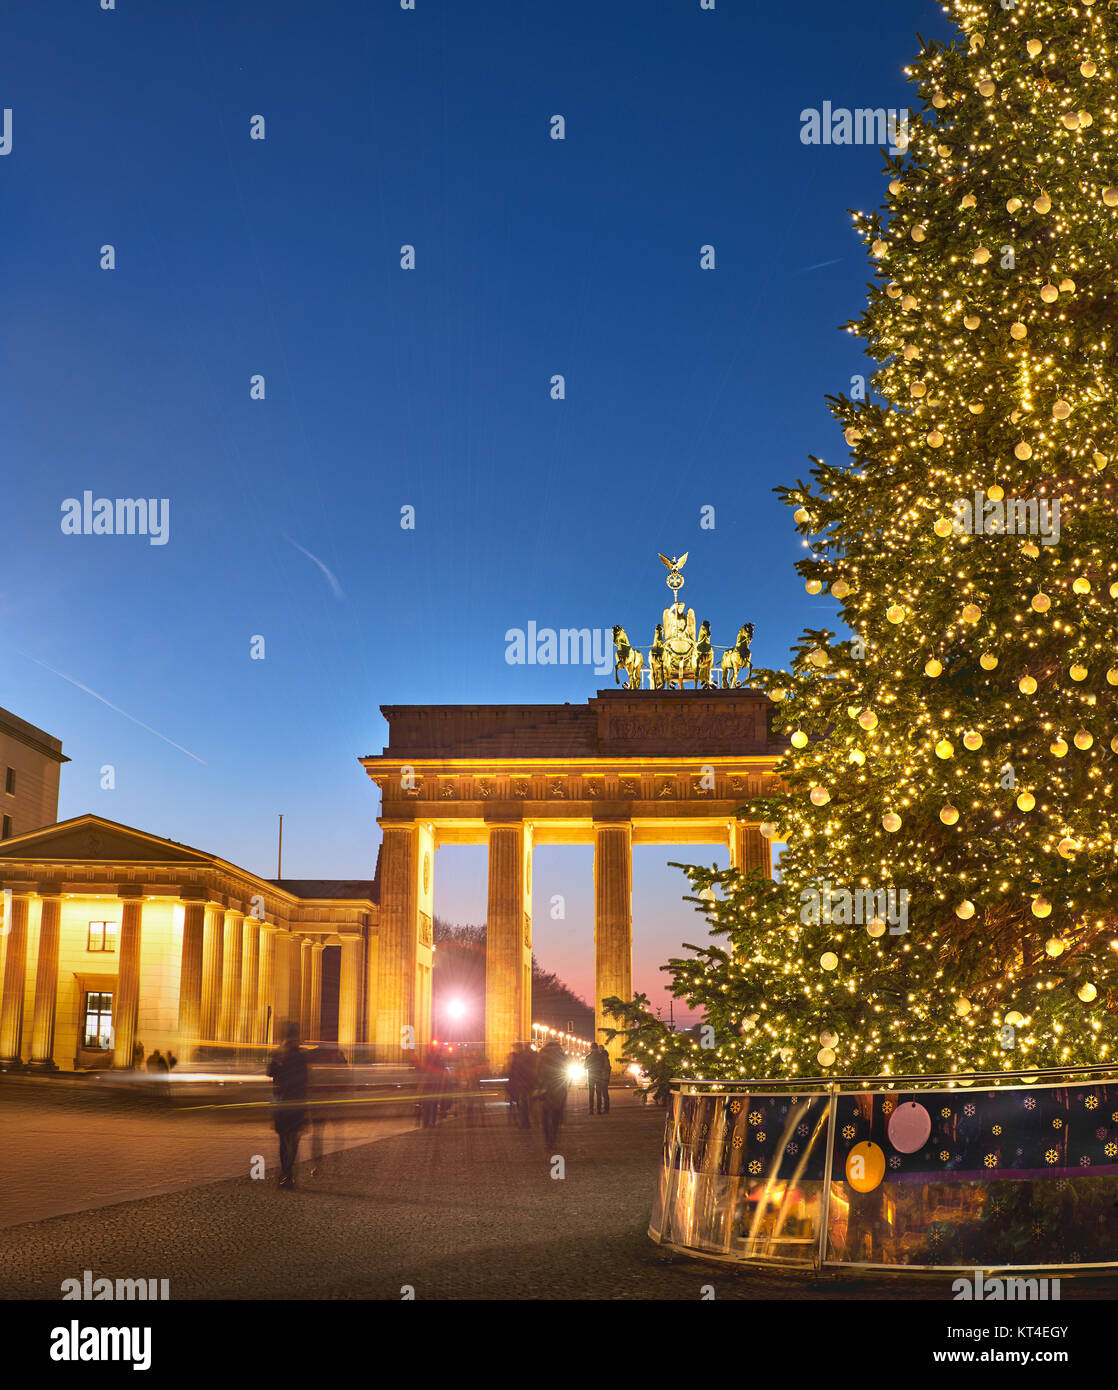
{"left": 650, "top": 1068, "right": 1118, "bottom": 1271}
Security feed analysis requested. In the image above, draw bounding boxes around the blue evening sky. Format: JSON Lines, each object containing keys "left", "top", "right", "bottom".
{"left": 2, "top": 0, "right": 952, "bottom": 1020}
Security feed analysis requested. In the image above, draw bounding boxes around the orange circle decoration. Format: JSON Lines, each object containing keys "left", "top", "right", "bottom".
{"left": 845, "top": 1141, "right": 886, "bottom": 1193}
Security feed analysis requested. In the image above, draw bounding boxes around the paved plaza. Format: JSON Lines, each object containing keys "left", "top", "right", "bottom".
{"left": 1, "top": 1082, "right": 1115, "bottom": 1301}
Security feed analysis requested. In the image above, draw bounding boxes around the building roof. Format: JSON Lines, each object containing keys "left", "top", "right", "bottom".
{"left": 270, "top": 878, "right": 378, "bottom": 904}
{"left": 0, "top": 706, "right": 70, "bottom": 763}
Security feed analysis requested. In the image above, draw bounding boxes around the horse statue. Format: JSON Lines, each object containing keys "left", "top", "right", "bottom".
{"left": 612, "top": 625, "right": 644, "bottom": 689}
{"left": 720, "top": 623, "right": 754, "bottom": 689}
{"left": 649, "top": 623, "right": 666, "bottom": 690}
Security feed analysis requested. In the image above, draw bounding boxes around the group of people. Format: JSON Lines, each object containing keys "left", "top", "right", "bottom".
{"left": 131, "top": 1042, "right": 178, "bottom": 1073}
{"left": 505, "top": 1039, "right": 613, "bottom": 1146}
{"left": 264, "top": 1025, "right": 619, "bottom": 1188}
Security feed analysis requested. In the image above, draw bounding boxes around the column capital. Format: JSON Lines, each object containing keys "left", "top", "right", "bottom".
{"left": 178, "top": 886, "right": 210, "bottom": 904}
{"left": 35, "top": 883, "right": 63, "bottom": 900}
{"left": 117, "top": 885, "right": 145, "bottom": 901}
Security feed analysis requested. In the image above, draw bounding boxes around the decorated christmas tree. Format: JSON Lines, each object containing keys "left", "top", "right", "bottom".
{"left": 607, "top": 0, "right": 1118, "bottom": 1084}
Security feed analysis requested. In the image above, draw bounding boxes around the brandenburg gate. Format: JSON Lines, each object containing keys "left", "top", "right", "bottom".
{"left": 361, "top": 687, "right": 783, "bottom": 1065}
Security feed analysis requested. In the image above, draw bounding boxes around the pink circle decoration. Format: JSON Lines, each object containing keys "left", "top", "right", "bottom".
{"left": 888, "top": 1101, "right": 932, "bottom": 1154}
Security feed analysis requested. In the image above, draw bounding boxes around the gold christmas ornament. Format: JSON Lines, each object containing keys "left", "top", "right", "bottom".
{"left": 1034, "top": 194, "right": 1052, "bottom": 214}
{"left": 1040, "top": 283, "right": 1058, "bottom": 303}
{"left": 925, "top": 658, "right": 943, "bottom": 677}
{"left": 1045, "top": 938, "right": 1065, "bottom": 957}
{"left": 1062, "top": 112, "right": 1081, "bottom": 130}
{"left": 844, "top": 427, "right": 863, "bottom": 447}
{"left": 935, "top": 739, "right": 954, "bottom": 759}
{"left": 963, "top": 314, "right": 981, "bottom": 330}
{"left": 980, "top": 653, "right": 999, "bottom": 670}
{"left": 831, "top": 579, "right": 851, "bottom": 599}
{"left": 871, "top": 238, "right": 889, "bottom": 257}
{"left": 1074, "top": 729, "right": 1093, "bottom": 750}
{"left": 882, "top": 811, "right": 902, "bottom": 832}
{"left": 759, "top": 822, "right": 778, "bottom": 840}
{"left": 1057, "top": 837, "right": 1080, "bottom": 858}
{"left": 1016, "top": 791, "right": 1036, "bottom": 812}
{"left": 960, "top": 192, "right": 976, "bottom": 209}
{"left": 1104, "top": 188, "right": 1118, "bottom": 207}
{"left": 888, "top": 178, "right": 903, "bottom": 196}
{"left": 790, "top": 730, "right": 808, "bottom": 749}
{"left": 933, "top": 518, "right": 954, "bottom": 538}
{"left": 866, "top": 918, "right": 886, "bottom": 938}
{"left": 1078, "top": 983, "right": 1098, "bottom": 1004}
{"left": 793, "top": 507, "right": 811, "bottom": 524}
{"left": 820, "top": 952, "right": 839, "bottom": 971}
{"left": 1070, "top": 663, "right": 1088, "bottom": 681}
{"left": 978, "top": 78, "right": 995, "bottom": 97}
{"left": 973, "top": 246, "right": 991, "bottom": 265}
{"left": 817, "top": 1047, "right": 836, "bottom": 1067}
{"left": 963, "top": 731, "right": 983, "bottom": 751}
{"left": 1112, "top": 735, "right": 1118, "bottom": 754}
{"left": 1010, "top": 321, "right": 1028, "bottom": 340}
{"left": 955, "top": 997, "right": 972, "bottom": 1016}
{"left": 910, "top": 381, "right": 927, "bottom": 397}
{"left": 926, "top": 430, "right": 944, "bottom": 447}
{"left": 1081, "top": 60, "right": 1097, "bottom": 78}
{"left": 901, "top": 295, "right": 917, "bottom": 311}
{"left": 1019, "top": 675, "right": 1038, "bottom": 694}
{"left": 849, "top": 749, "right": 866, "bottom": 766}
{"left": 961, "top": 603, "right": 982, "bottom": 624}
{"left": 819, "top": 1031, "right": 838, "bottom": 1049}
{"left": 940, "top": 804, "right": 960, "bottom": 825}
{"left": 911, "top": 225, "right": 927, "bottom": 242}
{"left": 1050, "top": 737, "right": 1068, "bottom": 757}
{"left": 1006, "top": 196, "right": 1023, "bottom": 214}
{"left": 1072, "top": 577, "right": 1091, "bottom": 594}
{"left": 1079, "top": 111, "right": 1093, "bottom": 127}
{"left": 1031, "top": 592, "right": 1051, "bottom": 612}
{"left": 1014, "top": 441, "right": 1033, "bottom": 460}
{"left": 1053, "top": 400, "right": 1071, "bottom": 419}
{"left": 1004, "top": 1010, "right": 1025, "bottom": 1027}
{"left": 1031, "top": 897, "right": 1052, "bottom": 919}
{"left": 858, "top": 709, "right": 878, "bottom": 730}
{"left": 1026, "top": 39, "right": 1043, "bottom": 57}
{"left": 932, "top": 91, "right": 947, "bottom": 109}
{"left": 886, "top": 604, "right": 906, "bottom": 623}
{"left": 955, "top": 900, "right": 975, "bottom": 920}
{"left": 809, "top": 786, "right": 831, "bottom": 806}
{"left": 805, "top": 579, "right": 823, "bottom": 595}
{"left": 1059, "top": 278, "right": 1075, "bottom": 293}
{"left": 1106, "top": 667, "right": 1118, "bottom": 686}
{"left": 987, "top": 484, "right": 1004, "bottom": 501}
{"left": 769, "top": 687, "right": 786, "bottom": 701}
{"left": 1111, "top": 582, "right": 1118, "bottom": 599}
{"left": 1022, "top": 541, "right": 1040, "bottom": 558}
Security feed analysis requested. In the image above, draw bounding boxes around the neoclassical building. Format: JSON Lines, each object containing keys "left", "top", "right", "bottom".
{"left": 0, "top": 814, "right": 377, "bottom": 1072}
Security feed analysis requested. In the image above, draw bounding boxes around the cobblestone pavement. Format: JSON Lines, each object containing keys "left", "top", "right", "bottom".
{"left": 0, "top": 1077, "right": 412, "bottom": 1229}
{"left": 1, "top": 1089, "right": 1115, "bottom": 1300}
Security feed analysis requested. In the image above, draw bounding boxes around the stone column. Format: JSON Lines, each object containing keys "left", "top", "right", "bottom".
{"left": 111, "top": 889, "right": 145, "bottom": 1069}
{"left": 218, "top": 911, "right": 244, "bottom": 1044}
{"left": 299, "top": 938, "right": 313, "bottom": 1039}
{"left": 373, "top": 824, "right": 420, "bottom": 1061}
{"left": 237, "top": 919, "right": 260, "bottom": 1044}
{"left": 176, "top": 893, "right": 207, "bottom": 1059}
{"left": 0, "top": 892, "right": 31, "bottom": 1066}
{"left": 200, "top": 905, "right": 225, "bottom": 1041}
{"left": 309, "top": 942, "right": 324, "bottom": 1042}
{"left": 594, "top": 822, "right": 632, "bottom": 1067}
{"left": 485, "top": 822, "right": 530, "bottom": 1068}
{"left": 29, "top": 887, "right": 63, "bottom": 1070}
{"left": 730, "top": 820, "right": 773, "bottom": 879}
{"left": 338, "top": 934, "right": 360, "bottom": 1052}
{"left": 365, "top": 930, "right": 378, "bottom": 1048}
{"left": 257, "top": 925, "right": 277, "bottom": 1044}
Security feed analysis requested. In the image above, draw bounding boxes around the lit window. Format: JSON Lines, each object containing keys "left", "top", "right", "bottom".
{"left": 87, "top": 921, "right": 118, "bottom": 952}
{"left": 83, "top": 992, "right": 113, "bottom": 1048}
